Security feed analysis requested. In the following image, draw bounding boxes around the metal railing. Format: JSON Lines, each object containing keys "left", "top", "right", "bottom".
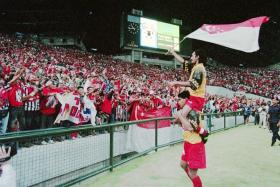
{"left": 0, "top": 111, "right": 244, "bottom": 187}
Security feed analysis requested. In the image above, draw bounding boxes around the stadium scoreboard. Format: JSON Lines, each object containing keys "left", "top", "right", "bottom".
{"left": 120, "top": 14, "right": 180, "bottom": 52}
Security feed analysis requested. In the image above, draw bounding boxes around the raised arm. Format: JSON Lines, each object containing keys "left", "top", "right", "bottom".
{"left": 169, "top": 48, "right": 185, "bottom": 64}
{"left": 8, "top": 68, "right": 25, "bottom": 85}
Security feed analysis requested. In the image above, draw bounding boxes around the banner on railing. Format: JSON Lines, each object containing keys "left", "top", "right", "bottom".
{"left": 130, "top": 104, "right": 171, "bottom": 129}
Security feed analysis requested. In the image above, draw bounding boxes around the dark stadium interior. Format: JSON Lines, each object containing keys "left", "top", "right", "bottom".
{"left": 0, "top": 0, "right": 279, "bottom": 66}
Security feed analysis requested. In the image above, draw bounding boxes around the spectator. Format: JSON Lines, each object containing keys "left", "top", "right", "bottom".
{"left": 23, "top": 75, "right": 40, "bottom": 130}
{"left": 7, "top": 68, "right": 26, "bottom": 132}
{"left": 0, "top": 77, "right": 9, "bottom": 134}
{"left": 243, "top": 103, "right": 252, "bottom": 125}
{"left": 258, "top": 103, "right": 268, "bottom": 129}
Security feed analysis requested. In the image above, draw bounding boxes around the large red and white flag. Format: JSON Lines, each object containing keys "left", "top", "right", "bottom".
{"left": 186, "top": 16, "right": 269, "bottom": 52}
{"left": 55, "top": 93, "right": 96, "bottom": 125}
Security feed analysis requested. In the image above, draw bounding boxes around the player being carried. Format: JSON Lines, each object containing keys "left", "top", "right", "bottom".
{"left": 168, "top": 48, "right": 208, "bottom": 187}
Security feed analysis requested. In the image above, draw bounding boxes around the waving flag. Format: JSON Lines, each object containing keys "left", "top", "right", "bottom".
{"left": 55, "top": 93, "right": 96, "bottom": 125}
{"left": 186, "top": 16, "right": 269, "bottom": 52}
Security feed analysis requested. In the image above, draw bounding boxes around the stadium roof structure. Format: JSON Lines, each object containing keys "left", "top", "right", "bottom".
{"left": 0, "top": 0, "right": 279, "bottom": 66}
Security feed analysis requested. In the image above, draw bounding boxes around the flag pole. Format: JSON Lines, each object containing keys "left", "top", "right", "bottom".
{"left": 165, "top": 35, "right": 188, "bottom": 55}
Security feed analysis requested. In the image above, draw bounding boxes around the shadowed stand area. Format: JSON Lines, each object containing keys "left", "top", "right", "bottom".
{"left": 75, "top": 124, "right": 280, "bottom": 187}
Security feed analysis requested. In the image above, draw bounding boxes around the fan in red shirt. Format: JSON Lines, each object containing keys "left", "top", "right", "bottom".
{"left": 40, "top": 80, "right": 60, "bottom": 129}
{"left": 151, "top": 94, "right": 163, "bottom": 109}
{"left": 7, "top": 68, "right": 26, "bottom": 131}
{"left": 100, "top": 91, "right": 114, "bottom": 123}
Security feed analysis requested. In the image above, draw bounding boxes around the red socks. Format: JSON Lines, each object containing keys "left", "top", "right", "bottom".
{"left": 192, "top": 176, "right": 202, "bottom": 187}
{"left": 184, "top": 168, "right": 202, "bottom": 187}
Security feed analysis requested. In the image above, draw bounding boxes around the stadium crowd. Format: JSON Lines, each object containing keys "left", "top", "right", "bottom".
{"left": 0, "top": 34, "right": 187, "bottom": 135}
{"left": 0, "top": 34, "right": 279, "bottom": 137}
{"left": 208, "top": 66, "right": 280, "bottom": 99}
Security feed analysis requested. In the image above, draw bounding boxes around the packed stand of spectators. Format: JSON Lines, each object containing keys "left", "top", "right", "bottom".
{"left": 0, "top": 33, "right": 279, "bottom": 139}
{"left": 208, "top": 66, "right": 280, "bottom": 99}
{"left": 0, "top": 34, "right": 188, "bottom": 138}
